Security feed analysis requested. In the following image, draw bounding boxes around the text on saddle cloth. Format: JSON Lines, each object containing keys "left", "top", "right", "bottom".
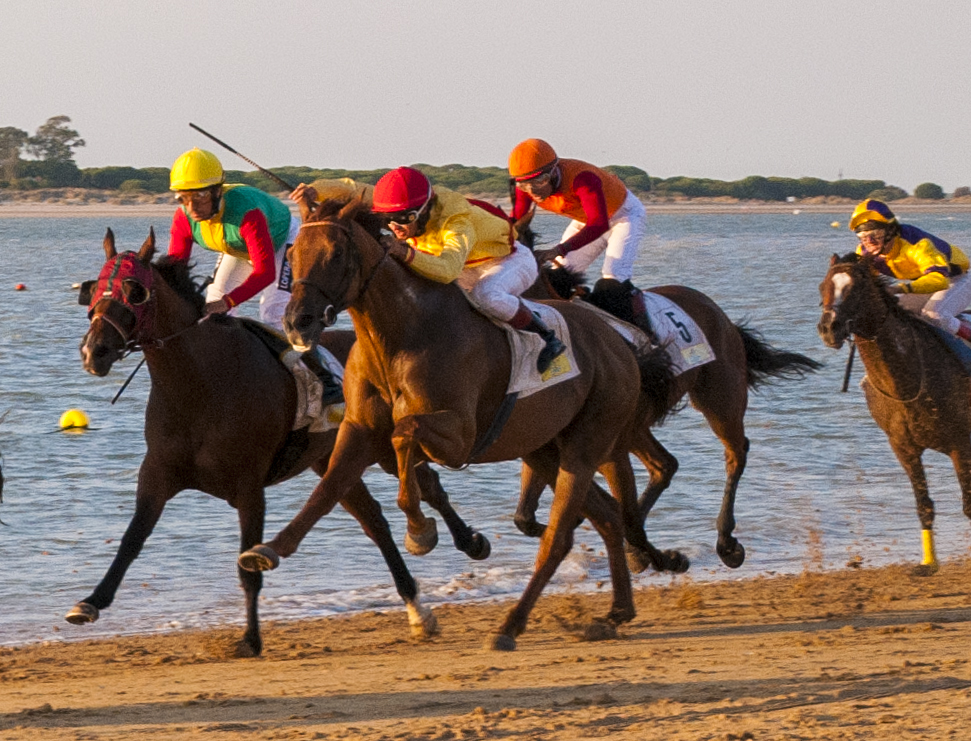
{"left": 281, "top": 345, "right": 345, "bottom": 432}
{"left": 491, "top": 300, "right": 580, "bottom": 399}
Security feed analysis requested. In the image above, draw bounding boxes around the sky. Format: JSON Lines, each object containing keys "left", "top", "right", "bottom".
{"left": 2, "top": 0, "right": 969, "bottom": 192}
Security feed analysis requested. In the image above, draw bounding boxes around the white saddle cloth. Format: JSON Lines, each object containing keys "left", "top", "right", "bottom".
{"left": 280, "top": 345, "right": 345, "bottom": 432}
{"left": 497, "top": 300, "right": 581, "bottom": 399}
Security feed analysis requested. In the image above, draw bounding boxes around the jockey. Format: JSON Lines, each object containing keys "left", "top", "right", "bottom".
{"left": 851, "top": 199, "right": 971, "bottom": 341}
{"left": 373, "top": 166, "right": 566, "bottom": 373}
{"left": 508, "top": 138, "right": 647, "bottom": 285}
{"left": 168, "top": 148, "right": 342, "bottom": 404}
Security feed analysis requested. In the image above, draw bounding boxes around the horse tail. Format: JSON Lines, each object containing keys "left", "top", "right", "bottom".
{"left": 634, "top": 342, "right": 681, "bottom": 425}
{"left": 735, "top": 322, "right": 823, "bottom": 389}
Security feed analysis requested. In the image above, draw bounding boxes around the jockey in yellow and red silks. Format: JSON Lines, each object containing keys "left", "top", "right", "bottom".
{"left": 373, "top": 166, "right": 566, "bottom": 373}
{"left": 508, "top": 138, "right": 647, "bottom": 284}
{"left": 851, "top": 199, "right": 971, "bottom": 341}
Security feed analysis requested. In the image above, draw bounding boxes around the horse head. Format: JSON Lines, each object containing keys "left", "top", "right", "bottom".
{"left": 817, "top": 251, "right": 893, "bottom": 349}
{"left": 285, "top": 195, "right": 383, "bottom": 352}
{"left": 79, "top": 228, "right": 157, "bottom": 376}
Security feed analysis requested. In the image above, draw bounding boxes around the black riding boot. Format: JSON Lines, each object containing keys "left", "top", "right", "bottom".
{"left": 511, "top": 305, "right": 567, "bottom": 374}
{"left": 300, "top": 350, "right": 345, "bottom": 406}
{"left": 625, "top": 281, "right": 659, "bottom": 346}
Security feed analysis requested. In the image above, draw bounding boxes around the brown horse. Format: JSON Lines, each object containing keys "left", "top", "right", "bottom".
{"left": 818, "top": 252, "right": 971, "bottom": 574}
{"left": 238, "top": 196, "right": 676, "bottom": 650}
{"left": 70, "top": 228, "right": 488, "bottom": 656}
{"left": 519, "top": 261, "right": 822, "bottom": 571}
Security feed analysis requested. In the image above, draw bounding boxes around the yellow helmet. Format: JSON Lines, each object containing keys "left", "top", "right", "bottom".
{"left": 169, "top": 148, "right": 224, "bottom": 191}
{"left": 849, "top": 199, "right": 897, "bottom": 232}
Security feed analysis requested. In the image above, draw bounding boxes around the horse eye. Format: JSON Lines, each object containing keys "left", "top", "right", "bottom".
{"left": 123, "top": 280, "right": 150, "bottom": 306}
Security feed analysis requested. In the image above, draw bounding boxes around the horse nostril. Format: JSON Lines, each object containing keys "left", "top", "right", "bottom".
{"left": 294, "top": 314, "right": 316, "bottom": 332}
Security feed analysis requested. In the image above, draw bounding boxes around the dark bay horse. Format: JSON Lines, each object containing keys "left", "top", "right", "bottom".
{"left": 70, "top": 228, "right": 487, "bottom": 656}
{"left": 520, "top": 261, "right": 822, "bottom": 571}
{"left": 818, "top": 252, "right": 971, "bottom": 574}
{"left": 239, "top": 196, "right": 676, "bottom": 651}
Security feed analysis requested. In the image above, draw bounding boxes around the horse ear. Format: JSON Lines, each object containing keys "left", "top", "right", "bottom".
{"left": 830, "top": 253, "right": 839, "bottom": 266}
{"left": 298, "top": 193, "right": 317, "bottom": 223}
{"left": 338, "top": 190, "right": 366, "bottom": 221}
{"left": 103, "top": 228, "right": 117, "bottom": 259}
{"left": 137, "top": 227, "right": 156, "bottom": 263}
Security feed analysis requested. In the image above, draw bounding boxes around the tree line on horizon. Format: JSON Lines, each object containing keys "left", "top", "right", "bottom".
{"left": 0, "top": 116, "right": 962, "bottom": 202}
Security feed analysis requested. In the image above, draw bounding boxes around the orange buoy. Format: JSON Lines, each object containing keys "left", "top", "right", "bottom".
{"left": 14, "top": 283, "right": 26, "bottom": 291}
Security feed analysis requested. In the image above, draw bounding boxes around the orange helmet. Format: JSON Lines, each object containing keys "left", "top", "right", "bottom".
{"left": 508, "top": 139, "right": 558, "bottom": 180}
{"left": 372, "top": 167, "right": 432, "bottom": 213}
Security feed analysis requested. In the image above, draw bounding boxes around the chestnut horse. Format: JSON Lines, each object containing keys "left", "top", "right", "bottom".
{"left": 819, "top": 252, "right": 971, "bottom": 574}
{"left": 238, "top": 197, "right": 675, "bottom": 651}
{"left": 518, "top": 262, "right": 822, "bottom": 571}
{"left": 70, "top": 228, "right": 488, "bottom": 656}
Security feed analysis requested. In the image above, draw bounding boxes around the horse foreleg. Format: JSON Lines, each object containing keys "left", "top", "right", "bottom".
{"left": 579, "top": 476, "right": 636, "bottom": 627}
{"left": 65, "top": 470, "right": 173, "bottom": 626}
{"left": 953, "top": 444, "right": 971, "bottom": 523}
{"left": 340, "top": 480, "right": 438, "bottom": 639}
{"left": 240, "top": 423, "right": 376, "bottom": 569}
{"left": 414, "top": 462, "right": 491, "bottom": 560}
{"left": 391, "top": 430, "right": 438, "bottom": 556}
{"left": 890, "top": 442, "right": 936, "bottom": 575}
{"left": 514, "top": 460, "right": 550, "bottom": 538}
{"left": 235, "top": 491, "right": 266, "bottom": 657}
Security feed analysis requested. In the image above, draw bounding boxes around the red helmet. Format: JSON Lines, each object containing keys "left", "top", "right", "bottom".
{"left": 372, "top": 167, "right": 432, "bottom": 213}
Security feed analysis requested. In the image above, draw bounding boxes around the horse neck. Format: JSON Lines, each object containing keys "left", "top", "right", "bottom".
{"left": 854, "top": 299, "right": 924, "bottom": 398}
{"left": 139, "top": 274, "right": 208, "bottom": 376}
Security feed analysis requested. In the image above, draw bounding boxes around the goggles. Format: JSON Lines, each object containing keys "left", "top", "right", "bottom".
{"left": 516, "top": 169, "right": 554, "bottom": 193}
{"left": 175, "top": 190, "right": 213, "bottom": 206}
{"left": 856, "top": 229, "right": 886, "bottom": 244}
{"left": 385, "top": 208, "right": 423, "bottom": 228}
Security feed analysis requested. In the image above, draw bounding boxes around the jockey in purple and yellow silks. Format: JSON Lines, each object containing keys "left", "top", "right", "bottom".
{"left": 851, "top": 199, "right": 971, "bottom": 340}
{"left": 508, "top": 138, "right": 647, "bottom": 283}
{"left": 373, "top": 166, "right": 566, "bottom": 373}
{"left": 167, "top": 148, "right": 298, "bottom": 329}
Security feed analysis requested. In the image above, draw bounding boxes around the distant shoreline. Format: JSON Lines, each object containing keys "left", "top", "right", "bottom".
{"left": 3, "top": 193, "right": 971, "bottom": 218}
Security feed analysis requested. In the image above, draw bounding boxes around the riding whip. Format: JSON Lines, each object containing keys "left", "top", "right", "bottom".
{"left": 840, "top": 340, "right": 856, "bottom": 392}
{"left": 188, "top": 123, "right": 297, "bottom": 192}
{"left": 111, "top": 357, "right": 146, "bottom": 404}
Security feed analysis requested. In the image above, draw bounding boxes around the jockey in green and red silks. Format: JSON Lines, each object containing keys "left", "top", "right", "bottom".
{"left": 166, "top": 148, "right": 297, "bottom": 330}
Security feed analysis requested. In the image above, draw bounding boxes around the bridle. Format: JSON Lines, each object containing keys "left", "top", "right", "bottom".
{"left": 293, "top": 218, "right": 389, "bottom": 327}
{"left": 821, "top": 263, "right": 891, "bottom": 342}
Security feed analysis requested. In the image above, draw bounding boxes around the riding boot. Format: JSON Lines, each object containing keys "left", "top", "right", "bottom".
{"left": 509, "top": 304, "right": 567, "bottom": 374}
{"left": 300, "top": 350, "right": 345, "bottom": 406}
{"left": 625, "top": 280, "right": 659, "bottom": 345}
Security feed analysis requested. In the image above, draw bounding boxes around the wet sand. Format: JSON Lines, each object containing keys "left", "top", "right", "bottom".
{"left": 3, "top": 559, "right": 970, "bottom": 740}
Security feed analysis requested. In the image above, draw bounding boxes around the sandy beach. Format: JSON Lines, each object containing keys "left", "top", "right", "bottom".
{"left": 2, "top": 559, "right": 970, "bottom": 740}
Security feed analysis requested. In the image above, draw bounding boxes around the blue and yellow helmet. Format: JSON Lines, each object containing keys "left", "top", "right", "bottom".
{"left": 849, "top": 199, "right": 897, "bottom": 232}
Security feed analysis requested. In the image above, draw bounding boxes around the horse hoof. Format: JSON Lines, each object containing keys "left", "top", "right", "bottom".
{"left": 237, "top": 544, "right": 280, "bottom": 572}
{"left": 232, "top": 639, "right": 262, "bottom": 659}
{"left": 513, "top": 517, "right": 547, "bottom": 538}
{"left": 405, "top": 518, "right": 438, "bottom": 556}
{"left": 582, "top": 620, "right": 617, "bottom": 642}
{"left": 625, "top": 545, "right": 653, "bottom": 574}
{"left": 664, "top": 549, "right": 691, "bottom": 573}
{"left": 717, "top": 540, "right": 746, "bottom": 569}
{"left": 65, "top": 602, "right": 99, "bottom": 625}
{"left": 911, "top": 563, "right": 940, "bottom": 577}
{"left": 468, "top": 532, "right": 491, "bottom": 561}
{"left": 486, "top": 634, "right": 517, "bottom": 651}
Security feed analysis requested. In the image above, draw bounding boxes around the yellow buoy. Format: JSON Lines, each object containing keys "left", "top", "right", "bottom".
{"left": 59, "top": 409, "right": 90, "bottom": 430}
{"left": 831, "top": 221, "right": 841, "bottom": 228}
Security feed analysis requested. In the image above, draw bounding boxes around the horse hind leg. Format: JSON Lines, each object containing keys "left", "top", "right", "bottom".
{"left": 632, "top": 428, "right": 679, "bottom": 522}
{"left": 235, "top": 490, "right": 266, "bottom": 657}
{"left": 413, "top": 462, "right": 491, "bottom": 560}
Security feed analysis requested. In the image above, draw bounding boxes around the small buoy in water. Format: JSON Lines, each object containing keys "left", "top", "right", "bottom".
{"left": 14, "top": 283, "right": 26, "bottom": 291}
{"left": 71, "top": 282, "right": 81, "bottom": 289}
{"left": 831, "top": 221, "right": 841, "bottom": 228}
{"left": 59, "top": 409, "right": 90, "bottom": 431}
{"left": 792, "top": 209, "right": 801, "bottom": 215}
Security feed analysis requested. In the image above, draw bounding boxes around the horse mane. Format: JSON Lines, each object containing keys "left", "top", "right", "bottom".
{"left": 305, "top": 194, "right": 385, "bottom": 241}
{"left": 839, "top": 252, "right": 932, "bottom": 335}
{"left": 154, "top": 255, "right": 206, "bottom": 315}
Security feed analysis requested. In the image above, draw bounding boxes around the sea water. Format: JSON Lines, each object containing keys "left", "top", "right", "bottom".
{"left": 2, "top": 207, "right": 971, "bottom": 646}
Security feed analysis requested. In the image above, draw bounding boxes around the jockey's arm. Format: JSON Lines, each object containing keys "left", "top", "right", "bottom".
{"left": 224, "top": 209, "right": 277, "bottom": 308}
{"left": 405, "top": 216, "right": 475, "bottom": 284}
{"left": 556, "top": 171, "right": 610, "bottom": 255}
{"left": 901, "top": 240, "right": 953, "bottom": 294}
{"left": 168, "top": 208, "right": 195, "bottom": 261}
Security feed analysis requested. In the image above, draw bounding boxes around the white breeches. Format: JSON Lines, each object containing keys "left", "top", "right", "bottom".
{"left": 897, "top": 271, "right": 971, "bottom": 335}
{"left": 205, "top": 215, "right": 300, "bottom": 330}
{"left": 553, "top": 190, "right": 647, "bottom": 282}
{"left": 455, "top": 242, "right": 538, "bottom": 322}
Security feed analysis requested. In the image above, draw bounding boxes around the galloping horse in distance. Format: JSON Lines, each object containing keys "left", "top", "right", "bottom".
{"left": 238, "top": 195, "right": 676, "bottom": 651}
{"left": 70, "top": 228, "right": 489, "bottom": 657}
{"left": 516, "top": 222, "right": 821, "bottom": 572}
{"left": 819, "top": 252, "right": 971, "bottom": 574}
